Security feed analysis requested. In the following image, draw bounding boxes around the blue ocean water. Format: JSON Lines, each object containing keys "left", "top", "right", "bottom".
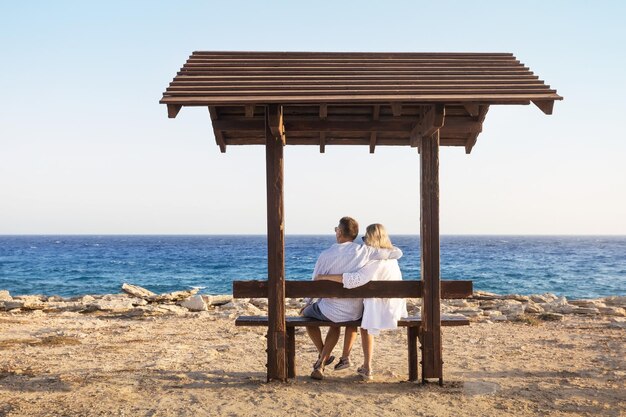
{"left": 0, "top": 235, "right": 624, "bottom": 299}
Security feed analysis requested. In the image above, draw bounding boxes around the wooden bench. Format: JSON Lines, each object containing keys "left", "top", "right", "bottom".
{"left": 233, "top": 279, "right": 472, "bottom": 382}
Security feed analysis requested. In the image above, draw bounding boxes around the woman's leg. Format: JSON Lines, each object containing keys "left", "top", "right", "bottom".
{"left": 360, "top": 328, "right": 374, "bottom": 371}
{"left": 341, "top": 326, "right": 358, "bottom": 359}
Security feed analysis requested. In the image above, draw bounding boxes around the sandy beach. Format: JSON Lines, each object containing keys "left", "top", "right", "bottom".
{"left": 1, "top": 292, "right": 625, "bottom": 417}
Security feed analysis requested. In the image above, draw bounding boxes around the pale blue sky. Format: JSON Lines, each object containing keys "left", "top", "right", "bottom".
{"left": 1, "top": 1, "right": 625, "bottom": 235}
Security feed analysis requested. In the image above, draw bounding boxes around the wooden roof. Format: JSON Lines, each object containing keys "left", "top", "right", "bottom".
{"left": 160, "top": 51, "right": 561, "bottom": 153}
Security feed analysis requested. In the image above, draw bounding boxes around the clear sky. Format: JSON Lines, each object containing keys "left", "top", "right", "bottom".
{"left": 1, "top": 0, "right": 625, "bottom": 235}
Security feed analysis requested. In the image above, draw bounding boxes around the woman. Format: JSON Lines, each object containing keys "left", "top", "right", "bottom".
{"left": 316, "top": 223, "right": 408, "bottom": 380}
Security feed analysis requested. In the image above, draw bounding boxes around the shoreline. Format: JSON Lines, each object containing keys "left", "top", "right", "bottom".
{"left": 1, "top": 286, "right": 625, "bottom": 327}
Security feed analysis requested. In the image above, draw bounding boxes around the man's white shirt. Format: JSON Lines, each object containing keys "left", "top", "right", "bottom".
{"left": 312, "top": 241, "right": 402, "bottom": 322}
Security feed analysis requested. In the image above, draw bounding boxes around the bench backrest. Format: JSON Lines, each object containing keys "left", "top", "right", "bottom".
{"left": 233, "top": 279, "right": 472, "bottom": 299}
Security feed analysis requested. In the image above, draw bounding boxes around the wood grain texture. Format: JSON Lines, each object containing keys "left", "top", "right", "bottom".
{"left": 265, "top": 111, "right": 287, "bottom": 382}
{"left": 232, "top": 280, "right": 473, "bottom": 299}
{"left": 161, "top": 51, "right": 560, "bottom": 152}
{"left": 234, "top": 315, "right": 470, "bottom": 327}
{"left": 420, "top": 129, "right": 443, "bottom": 381}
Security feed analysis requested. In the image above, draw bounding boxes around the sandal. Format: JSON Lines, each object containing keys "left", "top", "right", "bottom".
{"left": 314, "top": 355, "right": 334, "bottom": 368}
{"left": 357, "top": 365, "right": 373, "bottom": 381}
{"left": 311, "top": 361, "right": 325, "bottom": 380}
{"left": 334, "top": 357, "right": 352, "bottom": 371}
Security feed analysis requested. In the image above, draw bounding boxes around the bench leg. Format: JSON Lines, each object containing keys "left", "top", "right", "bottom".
{"left": 418, "top": 329, "right": 425, "bottom": 384}
{"left": 407, "top": 327, "right": 419, "bottom": 382}
{"left": 287, "top": 327, "right": 296, "bottom": 379}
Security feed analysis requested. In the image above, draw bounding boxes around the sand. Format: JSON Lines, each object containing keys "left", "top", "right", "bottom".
{"left": 0, "top": 310, "right": 624, "bottom": 417}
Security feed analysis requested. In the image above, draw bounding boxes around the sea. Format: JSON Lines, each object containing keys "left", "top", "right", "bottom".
{"left": 0, "top": 235, "right": 624, "bottom": 300}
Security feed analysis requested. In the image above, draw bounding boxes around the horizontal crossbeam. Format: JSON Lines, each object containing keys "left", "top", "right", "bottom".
{"left": 233, "top": 279, "right": 472, "bottom": 299}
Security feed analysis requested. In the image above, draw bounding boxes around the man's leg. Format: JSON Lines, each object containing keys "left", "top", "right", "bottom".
{"left": 317, "top": 326, "right": 341, "bottom": 367}
{"left": 306, "top": 326, "right": 324, "bottom": 354}
{"left": 311, "top": 327, "right": 341, "bottom": 380}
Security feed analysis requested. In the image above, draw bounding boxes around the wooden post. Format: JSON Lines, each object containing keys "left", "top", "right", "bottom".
{"left": 287, "top": 327, "right": 296, "bottom": 378}
{"left": 408, "top": 327, "right": 419, "bottom": 382}
{"left": 265, "top": 106, "right": 287, "bottom": 382}
{"left": 420, "top": 129, "right": 443, "bottom": 383}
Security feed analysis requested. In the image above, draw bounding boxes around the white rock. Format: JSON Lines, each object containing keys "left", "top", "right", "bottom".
{"left": 287, "top": 298, "right": 304, "bottom": 308}
{"left": 205, "top": 295, "right": 233, "bottom": 306}
{"left": 524, "top": 303, "right": 544, "bottom": 314}
{"left": 539, "top": 312, "right": 564, "bottom": 321}
{"left": 1, "top": 300, "right": 24, "bottom": 310}
{"left": 155, "top": 304, "right": 188, "bottom": 315}
{"left": 499, "top": 302, "right": 525, "bottom": 318}
{"left": 244, "top": 304, "right": 263, "bottom": 315}
{"left": 478, "top": 300, "right": 500, "bottom": 310}
{"left": 492, "top": 315, "right": 508, "bottom": 321}
{"left": 441, "top": 305, "right": 453, "bottom": 314}
{"left": 405, "top": 298, "right": 422, "bottom": 308}
{"left": 544, "top": 293, "right": 559, "bottom": 302}
{"left": 0, "top": 290, "right": 12, "bottom": 301}
{"left": 598, "top": 306, "right": 626, "bottom": 316}
{"left": 604, "top": 296, "right": 626, "bottom": 308}
{"left": 129, "top": 297, "right": 148, "bottom": 306}
{"left": 220, "top": 301, "right": 238, "bottom": 310}
{"left": 471, "top": 291, "right": 500, "bottom": 300}
{"left": 102, "top": 294, "right": 131, "bottom": 301}
{"left": 608, "top": 317, "right": 626, "bottom": 329}
{"left": 453, "top": 308, "right": 482, "bottom": 317}
{"left": 149, "top": 288, "right": 200, "bottom": 302}
{"left": 441, "top": 313, "right": 467, "bottom": 320}
{"left": 44, "top": 302, "right": 86, "bottom": 312}
{"left": 572, "top": 307, "right": 600, "bottom": 315}
{"left": 530, "top": 294, "right": 550, "bottom": 303}
{"left": 446, "top": 299, "right": 470, "bottom": 308}
{"left": 14, "top": 296, "right": 46, "bottom": 310}
{"left": 88, "top": 299, "right": 134, "bottom": 312}
{"left": 15, "top": 294, "right": 46, "bottom": 301}
{"left": 570, "top": 299, "right": 602, "bottom": 308}
{"left": 504, "top": 294, "right": 531, "bottom": 302}
{"left": 121, "top": 283, "right": 156, "bottom": 299}
{"left": 180, "top": 295, "right": 208, "bottom": 311}
{"left": 541, "top": 296, "right": 575, "bottom": 314}
{"left": 249, "top": 298, "right": 268, "bottom": 309}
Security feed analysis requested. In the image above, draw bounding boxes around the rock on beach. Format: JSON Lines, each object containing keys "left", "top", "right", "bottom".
{"left": 0, "top": 284, "right": 624, "bottom": 325}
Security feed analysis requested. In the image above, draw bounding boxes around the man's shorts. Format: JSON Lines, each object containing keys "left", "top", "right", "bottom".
{"left": 302, "top": 301, "right": 330, "bottom": 321}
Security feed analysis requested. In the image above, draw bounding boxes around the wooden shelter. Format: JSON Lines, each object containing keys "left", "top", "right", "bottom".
{"left": 160, "top": 51, "right": 561, "bottom": 382}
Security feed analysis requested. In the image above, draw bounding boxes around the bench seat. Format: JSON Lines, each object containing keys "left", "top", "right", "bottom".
{"left": 235, "top": 314, "right": 469, "bottom": 380}
{"left": 235, "top": 315, "right": 470, "bottom": 327}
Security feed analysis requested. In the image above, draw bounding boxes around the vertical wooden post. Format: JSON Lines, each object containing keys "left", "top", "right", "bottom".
{"left": 265, "top": 107, "right": 287, "bottom": 382}
{"left": 287, "top": 327, "right": 296, "bottom": 378}
{"left": 420, "top": 129, "right": 443, "bottom": 383}
{"left": 407, "top": 327, "right": 419, "bottom": 382}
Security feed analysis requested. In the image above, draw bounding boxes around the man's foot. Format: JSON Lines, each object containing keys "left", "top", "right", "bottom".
{"left": 322, "top": 355, "right": 335, "bottom": 367}
{"left": 334, "top": 357, "right": 352, "bottom": 371}
{"left": 357, "top": 365, "right": 373, "bottom": 381}
{"left": 311, "top": 362, "right": 324, "bottom": 380}
{"left": 313, "top": 355, "right": 334, "bottom": 369}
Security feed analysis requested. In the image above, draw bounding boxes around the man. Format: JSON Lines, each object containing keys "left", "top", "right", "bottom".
{"left": 301, "top": 216, "right": 402, "bottom": 380}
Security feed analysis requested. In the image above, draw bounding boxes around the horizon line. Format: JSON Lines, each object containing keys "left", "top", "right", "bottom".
{"left": 1, "top": 233, "right": 625, "bottom": 237}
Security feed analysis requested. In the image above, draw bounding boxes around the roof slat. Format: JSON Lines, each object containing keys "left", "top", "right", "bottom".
{"left": 161, "top": 51, "right": 561, "bottom": 150}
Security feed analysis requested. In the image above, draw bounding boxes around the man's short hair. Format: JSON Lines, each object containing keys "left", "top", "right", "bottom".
{"left": 338, "top": 217, "right": 359, "bottom": 241}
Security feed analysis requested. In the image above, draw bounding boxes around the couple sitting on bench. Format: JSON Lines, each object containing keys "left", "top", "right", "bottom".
{"left": 300, "top": 216, "right": 408, "bottom": 381}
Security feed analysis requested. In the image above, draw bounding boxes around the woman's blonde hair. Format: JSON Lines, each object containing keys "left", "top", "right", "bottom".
{"left": 363, "top": 223, "right": 393, "bottom": 249}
